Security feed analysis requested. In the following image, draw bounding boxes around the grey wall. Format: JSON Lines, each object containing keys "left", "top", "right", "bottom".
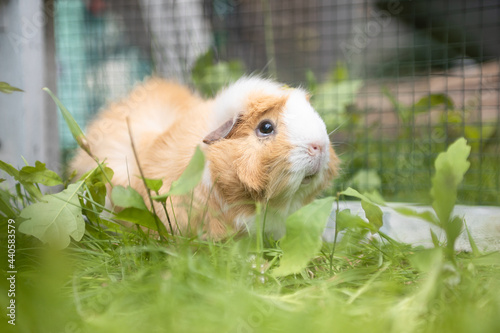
{"left": 0, "top": 0, "right": 59, "bottom": 172}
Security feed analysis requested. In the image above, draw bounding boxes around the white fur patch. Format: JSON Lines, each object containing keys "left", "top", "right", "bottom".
{"left": 281, "top": 90, "right": 331, "bottom": 175}
{"left": 210, "top": 77, "right": 286, "bottom": 133}
{"left": 201, "top": 160, "right": 212, "bottom": 188}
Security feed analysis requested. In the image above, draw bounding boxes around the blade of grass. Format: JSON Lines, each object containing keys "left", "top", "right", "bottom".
{"left": 43, "top": 87, "right": 91, "bottom": 156}
{"left": 126, "top": 118, "right": 168, "bottom": 241}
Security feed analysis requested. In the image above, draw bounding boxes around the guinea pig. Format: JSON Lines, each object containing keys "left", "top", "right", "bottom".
{"left": 70, "top": 77, "right": 339, "bottom": 239}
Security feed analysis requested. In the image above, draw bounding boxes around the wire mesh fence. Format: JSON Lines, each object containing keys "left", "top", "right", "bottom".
{"left": 54, "top": 0, "right": 500, "bottom": 205}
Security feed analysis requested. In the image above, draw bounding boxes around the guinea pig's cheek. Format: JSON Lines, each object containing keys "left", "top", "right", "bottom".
{"left": 287, "top": 148, "right": 314, "bottom": 187}
{"left": 288, "top": 148, "right": 309, "bottom": 174}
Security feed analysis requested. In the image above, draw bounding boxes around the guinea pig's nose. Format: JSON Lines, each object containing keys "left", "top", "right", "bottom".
{"left": 307, "top": 142, "right": 323, "bottom": 156}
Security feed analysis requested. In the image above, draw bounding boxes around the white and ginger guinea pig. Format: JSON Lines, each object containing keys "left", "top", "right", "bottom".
{"left": 70, "top": 77, "right": 339, "bottom": 239}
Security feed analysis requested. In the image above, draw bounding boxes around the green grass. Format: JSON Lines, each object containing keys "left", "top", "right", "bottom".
{"left": 2, "top": 219, "right": 500, "bottom": 333}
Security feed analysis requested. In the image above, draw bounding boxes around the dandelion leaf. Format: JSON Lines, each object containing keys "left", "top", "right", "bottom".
{"left": 431, "top": 138, "right": 470, "bottom": 225}
{"left": 273, "top": 196, "right": 334, "bottom": 277}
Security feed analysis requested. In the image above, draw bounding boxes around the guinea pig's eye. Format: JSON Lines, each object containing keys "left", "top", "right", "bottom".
{"left": 256, "top": 120, "right": 275, "bottom": 137}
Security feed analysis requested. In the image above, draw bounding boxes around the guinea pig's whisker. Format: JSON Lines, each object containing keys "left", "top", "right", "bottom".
{"left": 328, "top": 126, "right": 341, "bottom": 136}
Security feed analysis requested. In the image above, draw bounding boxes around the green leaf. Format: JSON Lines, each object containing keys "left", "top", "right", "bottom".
{"left": 80, "top": 181, "right": 107, "bottom": 225}
{"left": 144, "top": 178, "right": 163, "bottom": 192}
{"left": 80, "top": 164, "right": 114, "bottom": 185}
{"left": 84, "top": 182, "right": 107, "bottom": 213}
{"left": 430, "top": 228, "right": 441, "bottom": 248}
{"left": 431, "top": 137, "right": 471, "bottom": 225}
{"left": 43, "top": 87, "right": 91, "bottom": 156}
{"left": 0, "top": 160, "right": 20, "bottom": 178}
{"left": 0, "top": 178, "right": 5, "bottom": 183}
{"left": 0, "top": 160, "right": 42, "bottom": 200}
{"left": 114, "top": 208, "right": 167, "bottom": 233}
{"left": 362, "top": 191, "right": 386, "bottom": 206}
{"left": 0, "top": 190, "right": 16, "bottom": 217}
{"left": 19, "top": 161, "right": 63, "bottom": 186}
{"left": 153, "top": 146, "right": 205, "bottom": 200}
{"left": 15, "top": 183, "right": 22, "bottom": 199}
{"left": 336, "top": 209, "right": 373, "bottom": 232}
{"left": 464, "top": 221, "right": 480, "bottom": 257}
{"left": 340, "top": 187, "right": 386, "bottom": 206}
{"left": 413, "top": 93, "right": 454, "bottom": 112}
{"left": 446, "top": 216, "right": 464, "bottom": 250}
{"left": 361, "top": 200, "right": 383, "bottom": 231}
{"left": 393, "top": 206, "right": 439, "bottom": 226}
{"left": 111, "top": 185, "right": 147, "bottom": 210}
{"left": 273, "top": 196, "right": 335, "bottom": 277}
{"left": 91, "top": 182, "right": 107, "bottom": 208}
{"left": 0, "top": 82, "right": 23, "bottom": 94}
{"left": 18, "top": 182, "right": 85, "bottom": 249}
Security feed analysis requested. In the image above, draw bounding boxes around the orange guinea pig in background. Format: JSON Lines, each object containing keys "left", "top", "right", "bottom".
{"left": 70, "top": 77, "right": 339, "bottom": 239}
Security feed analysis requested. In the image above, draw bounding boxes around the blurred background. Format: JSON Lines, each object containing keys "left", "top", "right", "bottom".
{"left": 1, "top": 0, "right": 499, "bottom": 205}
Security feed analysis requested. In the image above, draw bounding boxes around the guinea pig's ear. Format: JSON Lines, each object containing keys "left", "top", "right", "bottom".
{"left": 203, "top": 117, "right": 240, "bottom": 145}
